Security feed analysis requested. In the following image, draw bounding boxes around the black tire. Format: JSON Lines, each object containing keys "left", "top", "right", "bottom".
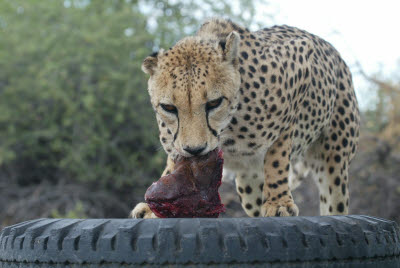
{"left": 0, "top": 216, "right": 399, "bottom": 267}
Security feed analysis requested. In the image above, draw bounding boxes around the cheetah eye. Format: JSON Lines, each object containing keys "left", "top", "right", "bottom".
{"left": 160, "top": 103, "right": 178, "bottom": 114}
{"left": 206, "top": 97, "right": 223, "bottom": 111}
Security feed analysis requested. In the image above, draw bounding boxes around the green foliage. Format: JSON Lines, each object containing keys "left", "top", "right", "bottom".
{"left": 51, "top": 201, "right": 87, "bottom": 219}
{"left": 362, "top": 70, "right": 400, "bottom": 135}
{"left": 0, "top": 0, "right": 261, "bottom": 192}
{"left": 0, "top": 0, "right": 164, "bottom": 188}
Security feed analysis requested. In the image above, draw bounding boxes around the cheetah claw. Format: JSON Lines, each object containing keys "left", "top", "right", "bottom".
{"left": 261, "top": 199, "right": 299, "bottom": 217}
{"left": 130, "top": 202, "right": 158, "bottom": 219}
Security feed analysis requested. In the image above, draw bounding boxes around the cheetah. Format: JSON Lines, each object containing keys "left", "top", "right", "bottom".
{"left": 131, "top": 18, "right": 360, "bottom": 218}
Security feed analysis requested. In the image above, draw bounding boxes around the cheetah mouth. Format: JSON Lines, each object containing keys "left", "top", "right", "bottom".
{"left": 145, "top": 148, "right": 225, "bottom": 218}
{"left": 176, "top": 146, "right": 217, "bottom": 158}
{"left": 175, "top": 147, "right": 219, "bottom": 160}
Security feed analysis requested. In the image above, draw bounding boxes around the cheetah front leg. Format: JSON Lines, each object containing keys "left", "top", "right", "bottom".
{"left": 130, "top": 156, "right": 175, "bottom": 219}
{"left": 261, "top": 130, "right": 299, "bottom": 217}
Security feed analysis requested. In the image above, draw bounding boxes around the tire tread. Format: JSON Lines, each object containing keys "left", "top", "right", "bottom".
{"left": 0, "top": 216, "right": 399, "bottom": 266}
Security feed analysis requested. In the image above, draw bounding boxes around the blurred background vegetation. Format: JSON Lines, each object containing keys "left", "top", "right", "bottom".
{"left": 0, "top": 0, "right": 398, "bottom": 227}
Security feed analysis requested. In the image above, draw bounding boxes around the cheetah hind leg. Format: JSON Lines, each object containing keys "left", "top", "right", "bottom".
{"left": 288, "top": 160, "right": 310, "bottom": 191}
{"left": 305, "top": 136, "right": 350, "bottom": 215}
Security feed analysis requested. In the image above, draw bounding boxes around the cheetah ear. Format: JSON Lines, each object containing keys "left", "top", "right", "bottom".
{"left": 220, "top": 31, "right": 240, "bottom": 65}
{"left": 142, "top": 49, "right": 164, "bottom": 75}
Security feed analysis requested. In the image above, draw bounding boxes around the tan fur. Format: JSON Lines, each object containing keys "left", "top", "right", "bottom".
{"left": 131, "top": 18, "right": 360, "bottom": 218}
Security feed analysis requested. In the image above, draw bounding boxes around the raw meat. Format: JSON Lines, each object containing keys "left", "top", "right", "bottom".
{"left": 145, "top": 149, "right": 225, "bottom": 218}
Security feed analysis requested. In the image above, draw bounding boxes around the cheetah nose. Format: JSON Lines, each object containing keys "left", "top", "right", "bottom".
{"left": 183, "top": 144, "right": 207, "bottom": 156}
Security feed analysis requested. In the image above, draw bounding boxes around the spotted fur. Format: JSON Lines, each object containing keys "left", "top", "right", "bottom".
{"left": 131, "top": 18, "right": 360, "bottom": 218}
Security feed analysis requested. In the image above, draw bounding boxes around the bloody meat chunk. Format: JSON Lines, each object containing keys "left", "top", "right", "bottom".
{"left": 145, "top": 149, "right": 225, "bottom": 218}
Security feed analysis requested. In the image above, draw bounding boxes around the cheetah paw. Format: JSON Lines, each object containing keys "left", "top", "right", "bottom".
{"left": 130, "top": 202, "right": 158, "bottom": 219}
{"left": 261, "top": 199, "right": 299, "bottom": 217}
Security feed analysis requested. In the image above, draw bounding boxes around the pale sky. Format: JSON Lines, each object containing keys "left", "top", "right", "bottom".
{"left": 255, "top": 0, "right": 400, "bottom": 108}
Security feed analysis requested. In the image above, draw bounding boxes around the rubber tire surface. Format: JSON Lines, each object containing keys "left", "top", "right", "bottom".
{"left": 0, "top": 216, "right": 399, "bottom": 267}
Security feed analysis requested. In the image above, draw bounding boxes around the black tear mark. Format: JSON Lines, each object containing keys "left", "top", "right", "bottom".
{"left": 173, "top": 115, "right": 180, "bottom": 142}
{"left": 206, "top": 110, "right": 218, "bottom": 137}
{"left": 219, "top": 40, "right": 226, "bottom": 52}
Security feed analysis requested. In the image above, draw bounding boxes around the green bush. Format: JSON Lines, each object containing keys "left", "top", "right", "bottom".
{"left": 0, "top": 0, "right": 260, "bottom": 193}
{"left": 0, "top": 0, "right": 165, "bottom": 189}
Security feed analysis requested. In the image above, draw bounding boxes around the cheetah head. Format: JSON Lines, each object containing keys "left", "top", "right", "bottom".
{"left": 142, "top": 32, "right": 241, "bottom": 158}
